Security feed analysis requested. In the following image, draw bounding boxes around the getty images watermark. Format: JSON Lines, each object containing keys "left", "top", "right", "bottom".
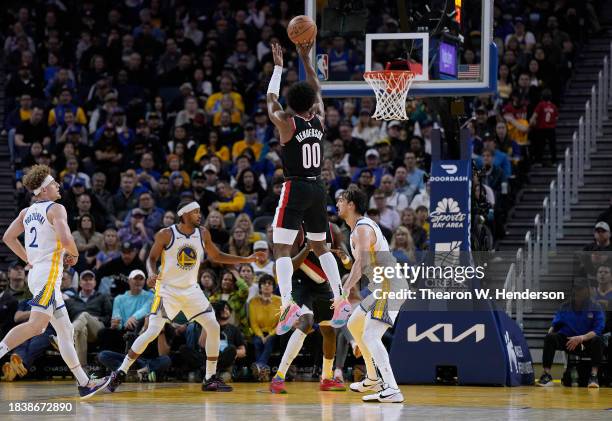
{"left": 362, "top": 252, "right": 567, "bottom": 310}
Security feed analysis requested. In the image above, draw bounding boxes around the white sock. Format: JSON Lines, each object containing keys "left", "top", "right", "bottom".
{"left": 206, "top": 359, "right": 218, "bottom": 380}
{"left": 118, "top": 356, "right": 135, "bottom": 373}
{"left": 276, "top": 329, "right": 306, "bottom": 378}
{"left": 0, "top": 342, "right": 9, "bottom": 359}
{"left": 364, "top": 320, "right": 398, "bottom": 390}
{"left": 276, "top": 256, "right": 294, "bottom": 307}
{"left": 70, "top": 364, "right": 91, "bottom": 387}
{"left": 322, "top": 357, "right": 334, "bottom": 380}
{"left": 319, "top": 252, "right": 342, "bottom": 299}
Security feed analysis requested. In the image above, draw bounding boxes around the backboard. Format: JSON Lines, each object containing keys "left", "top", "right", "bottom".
{"left": 303, "top": 0, "right": 497, "bottom": 98}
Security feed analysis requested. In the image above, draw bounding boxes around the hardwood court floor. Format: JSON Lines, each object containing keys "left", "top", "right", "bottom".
{"left": 1, "top": 381, "right": 611, "bottom": 420}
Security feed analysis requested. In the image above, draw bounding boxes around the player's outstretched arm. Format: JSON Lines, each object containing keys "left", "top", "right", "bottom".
{"left": 147, "top": 228, "right": 171, "bottom": 286}
{"left": 267, "top": 43, "right": 286, "bottom": 121}
{"left": 341, "top": 225, "right": 374, "bottom": 295}
{"left": 2, "top": 208, "right": 28, "bottom": 263}
{"left": 48, "top": 204, "right": 78, "bottom": 259}
{"left": 201, "top": 227, "right": 264, "bottom": 265}
{"left": 296, "top": 42, "right": 324, "bottom": 119}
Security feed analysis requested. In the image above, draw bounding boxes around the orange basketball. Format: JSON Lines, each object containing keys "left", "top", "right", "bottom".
{"left": 287, "top": 15, "right": 317, "bottom": 45}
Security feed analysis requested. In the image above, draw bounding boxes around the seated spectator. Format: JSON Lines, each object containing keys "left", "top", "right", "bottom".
{"left": 235, "top": 169, "right": 266, "bottom": 216}
{"left": 204, "top": 210, "right": 230, "bottom": 247}
{"left": 205, "top": 76, "right": 245, "bottom": 114}
{"left": 250, "top": 241, "right": 274, "bottom": 276}
{"left": 257, "top": 177, "right": 282, "bottom": 218}
{"left": 112, "top": 173, "right": 140, "bottom": 223}
{"left": 494, "top": 121, "right": 521, "bottom": 168}
{"left": 124, "top": 192, "right": 164, "bottom": 232}
{"left": 213, "top": 181, "right": 246, "bottom": 216}
{"left": 409, "top": 136, "right": 431, "bottom": 171}
{"left": 369, "top": 174, "right": 408, "bottom": 212}
{"left": 503, "top": 91, "right": 529, "bottom": 149}
{"left": 390, "top": 226, "right": 417, "bottom": 264}
{"left": 4, "top": 93, "right": 32, "bottom": 133}
{"left": 193, "top": 130, "right": 231, "bottom": 163}
{"left": 1, "top": 299, "right": 54, "bottom": 381}
{"left": 199, "top": 269, "right": 218, "bottom": 298}
{"left": 95, "top": 228, "right": 121, "bottom": 269}
{"left": 210, "top": 270, "right": 249, "bottom": 337}
{"left": 355, "top": 169, "right": 376, "bottom": 201}
{"left": 234, "top": 213, "right": 264, "bottom": 244}
{"left": 352, "top": 109, "right": 381, "bottom": 146}
{"left": 175, "top": 96, "right": 204, "bottom": 127}
{"left": 60, "top": 270, "right": 78, "bottom": 300}
{"left": 237, "top": 264, "right": 259, "bottom": 302}
{"left": 537, "top": 281, "right": 605, "bottom": 388}
{"left": 401, "top": 151, "right": 426, "bottom": 193}
{"left": 72, "top": 214, "right": 104, "bottom": 268}
{"left": 65, "top": 271, "right": 112, "bottom": 366}
{"left": 415, "top": 206, "right": 430, "bottom": 237}
{"left": 593, "top": 265, "right": 612, "bottom": 310}
{"left": 162, "top": 211, "right": 177, "bottom": 228}
{"left": 371, "top": 189, "right": 400, "bottom": 231}
{"left": 480, "top": 149, "right": 507, "bottom": 201}
{"left": 184, "top": 300, "right": 246, "bottom": 381}
{"left": 400, "top": 208, "right": 428, "bottom": 250}
{"left": 154, "top": 175, "right": 180, "bottom": 212}
{"left": 6, "top": 261, "right": 30, "bottom": 302}
{"left": 365, "top": 208, "right": 393, "bottom": 242}
{"left": 232, "top": 123, "right": 262, "bottom": 161}
{"left": 96, "top": 242, "right": 146, "bottom": 296}
{"left": 94, "top": 123, "right": 124, "bottom": 191}
{"left": 13, "top": 106, "right": 51, "bottom": 162}
{"left": 97, "top": 270, "right": 153, "bottom": 354}
{"left": 249, "top": 275, "right": 281, "bottom": 381}
{"left": 48, "top": 87, "right": 87, "bottom": 127}
{"left": 581, "top": 222, "right": 612, "bottom": 282}
{"left": 477, "top": 133, "right": 512, "bottom": 179}
{"left": 375, "top": 139, "right": 396, "bottom": 169}
{"left": 118, "top": 208, "right": 154, "bottom": 247}
{"left": 394, "top": 166, "right": 417, "bottom": 203}
{"left": 60, "top": 157, "right": 91, "bottom": 190}
{"left": 212, "top": 95, "right": 242, "bottom": 126}
{"left": 163, "top": 154, "right": 191, "bottom": 190}
{"left": 135, "top": 153, "right": 160, "bottom": 192}
{"left": 352, "top": 149, "right": 386, "bottom": 187}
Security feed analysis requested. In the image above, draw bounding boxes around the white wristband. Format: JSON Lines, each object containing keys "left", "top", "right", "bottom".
{"left": 267, "top": 65, "right": 283, "bottom": 96}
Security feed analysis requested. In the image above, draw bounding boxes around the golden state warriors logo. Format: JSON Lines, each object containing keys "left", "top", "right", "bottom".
{"left": 176, "top": 245, "right": 197, "bottom": 270}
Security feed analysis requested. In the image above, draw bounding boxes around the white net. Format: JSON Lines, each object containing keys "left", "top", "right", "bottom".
{"left": 363, "top": 71, "right": 414, "bottom": 121}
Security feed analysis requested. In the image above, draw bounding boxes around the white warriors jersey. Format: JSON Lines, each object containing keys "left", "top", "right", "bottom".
{"left": 349, "top": 217, "right": 390, "bottom": 256}
{"left": 23, "top": 201, "right": 63, "bottom": 266}
{"left": 159, "top": 224, "right": 205, "bottom": 290}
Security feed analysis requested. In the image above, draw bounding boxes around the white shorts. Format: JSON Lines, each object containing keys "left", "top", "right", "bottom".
{"left": 28, "top": 260, "right": 65, "bottom": 316}
{"left": 150, "top": 283, "right": 212, "bottom": 321}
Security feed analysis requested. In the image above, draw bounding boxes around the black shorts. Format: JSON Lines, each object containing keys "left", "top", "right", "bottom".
{"left": 292, "top": 274, "right": 334, "bottom": 324}
{"left": 273, "top": 178, "right": 328, "bottom": 234}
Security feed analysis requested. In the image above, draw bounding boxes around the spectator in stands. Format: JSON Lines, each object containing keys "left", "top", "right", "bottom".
{"left": 72, "top": 213, "right": 104, "bottom": 267}
{"left": 597, "top": 198, "right": 612, "bottom": 230}
{"left": 234, "top": 213, "right": 264, "bottom": 244}
{"left": 118, "top": 208, "right": 154, "bottom": 247}
{"left": 537, "top": 281, "right": 605, "bottom": 388}
{"left": 480, "top": 149, "right": 507, "bottom": 202}
{"left": 232, "top": 123, "right": 262, "bottom": 161}
{"left": 97, "top": 270, "right": 153, "bottom": 354}
{"left": 503, "top": 91, "right": 529, "bottom": 148}
{"left": 96, "top": 242, "right": 146, "bottom": 296}
{"left": 250, "top": 241, "right": 274, "bottom": 276}
{"left": 112, "top": 173, "right": 139, "bottom": 222}
{"left": 352, "top": 109, "right": 380, "bottom": 146}
{"left": 5, "top": 93, "right": 32, "bottom": 133}
{"left": 402, "top": 151, "right": 426, "bottom": 193}
{"left": 480, "top": 133, "right": 512, "bottom": 178}
{"left": 6, "top": 261, "right": 29, "bottom": 302}
{"left": 369, "top": 174, "right": 408, "bottom": 212}
{"left": 95, "top": 228, "right": 121, "bottom": 269}
{"left": 48, "top": 87, "right": 87, "bottom": 127}
{"left": 410, "top": 182, "right": 431, "bottom": 212}
{"left": 213, "top": 181, "right": 246, "bottom": 216}
{"left": 366, "top": 208, "right": 393, "bottom": 242}
{"left": 505, "top": 17, "right": 536, "bottom": 53}
{"left": 400, "top": 208, "right": 428, "bottom": 250}
{"left": 13, "top": 106, "right": 50, "bottom": 162}
{"left": 126, "top": 192, "right": 164, "bottom": 232}
{"left": 593, "top": 265, "right": 612, "bottom": 310}
{"left": 61, "top": 157, "right": 91, "bottom": 190}
{"left": 530, "top": 89, "right": 559, "bottom": 165}
{"left": 1, "top": 299, "right": 54, "bottom": 382}
{"left": 393, "top": 166, "right": 417, "bottom": 203}
{"left": 66, "top": 271, "right": 112, "bottom": 366}
{"left": 249, "top": 274, "right": 281, "bottom": 381}
{"left": 353, "top": 149, "right": 385, "bottom": 188}
{"left": 206, "top": 76, "right": 245, "bottom": 114}
{"left": 581, "top": 222, "right": 612, "bottom": 282}
{"left": 390, "top": 226, "right": 417, "bottom": 264}
{"left": 94, "top": 123, "right": 124, "bottom": 190}
{"left": 210, "top": 270, "right": 249, "bottom": 337}
{"left": 409, "top": 136, "right": 431, "bottom": 171}
{"left": 199, "top": 269, "right": 218, "bottom": 299}
{"left": 153, "top": 176, "right": 178, "bottom": 212}
{"left": 338, "top": 120, "right": 366, "bottom": 168}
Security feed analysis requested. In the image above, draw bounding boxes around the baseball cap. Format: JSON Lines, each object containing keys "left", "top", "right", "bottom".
{"left": 80, "top": 270, "right": 96, "bottom": 279}
{"left": 203, "top": 164, "right": 217, "bottom": 174}
{"left": 387, "top": 120, "right": 401, "bottom": 129}
{"left": 40, "top": 150, "right": 51, "bottom": 158}
{"left": 180, "top": 82, "right": 193, "bottom": 91}
{"left": 67, "top": 126, "right": 81, "bottom": 135}
{"left": 121, "top": 241, "right": 136, "bottom": 251}
{"left": 254, "top": 108, "right": 266, "bottom": 115}
{"left": 483, "top": 132, "right": 495, "bottom": 141}
{"left": 104, "top": 92, "right": 118, "bottom": 102}
{"left": 129, "top": 269, "right": 146, "bottom": 279}
{"left": 253, "top": 240, "right": 269, "bottom": 251}
{"left": 594, "top": 221, "right": 610, "bottom": 232}
{"left": 192, "top": 171, "right": 205, "bottom": 180}
{"left": 376, "top": 138, "right": 391, "bottom": 146}
{"left": 244, "top": 122, "right": 255, "bottom": 130}
{"left": 131, "top": 208, "right": 146, "bottom": 217}
{"left": 8, "top": 260, "right": 24, "bottom": 270}
{"left": 366, "top": 149, "right": 379, "bottom": 158}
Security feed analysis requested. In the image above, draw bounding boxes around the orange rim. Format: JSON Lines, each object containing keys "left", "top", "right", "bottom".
{"left": 363, "top": 70, "right": 414, "bottom": 92}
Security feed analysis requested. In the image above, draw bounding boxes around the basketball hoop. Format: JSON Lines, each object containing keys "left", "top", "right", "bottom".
{"left": 363, "top": 70, "right": 414, "bottom": 121}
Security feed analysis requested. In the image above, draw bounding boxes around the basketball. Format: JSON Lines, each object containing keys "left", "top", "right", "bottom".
{"left": 287, "top": 15, "right": 317, "bottom": 45}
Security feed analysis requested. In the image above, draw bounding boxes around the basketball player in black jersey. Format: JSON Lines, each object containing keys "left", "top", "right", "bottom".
{"left": 267, "top": 42, "right": 350, "bottom": 353}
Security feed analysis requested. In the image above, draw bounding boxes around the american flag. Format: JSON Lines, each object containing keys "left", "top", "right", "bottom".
{"left": 458, "top": 64, "right": 480, "bottom": 79}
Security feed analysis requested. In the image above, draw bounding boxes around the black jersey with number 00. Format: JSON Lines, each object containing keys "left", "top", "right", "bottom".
{"left": 281, "top": 114, "right": 324, "bottom": 178}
